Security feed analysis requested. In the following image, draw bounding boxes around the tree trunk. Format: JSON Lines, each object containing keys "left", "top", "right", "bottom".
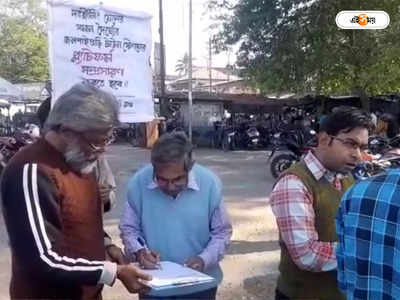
{"left": 358, "top": 90, "right": 370, "bottom": 112}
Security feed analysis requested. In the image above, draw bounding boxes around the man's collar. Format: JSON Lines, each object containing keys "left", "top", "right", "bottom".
{"left": 147, "top": 169, "right": 200, "bottom": 191}
{"left": 303, "top": 151, "right": 341, "bottom": 183}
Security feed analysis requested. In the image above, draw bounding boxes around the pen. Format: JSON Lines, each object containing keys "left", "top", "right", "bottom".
{"left": 137, "top": 237, "right": 162, "bottom": 270}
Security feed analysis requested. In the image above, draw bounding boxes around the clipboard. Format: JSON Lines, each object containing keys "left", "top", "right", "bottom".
{"left": 141, "top": 261, "right": 215, "bottom": 290}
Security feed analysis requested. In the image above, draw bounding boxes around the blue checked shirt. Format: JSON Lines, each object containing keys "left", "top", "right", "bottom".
{"left": 336, "top": 169, "right": 400, "bottom": 300}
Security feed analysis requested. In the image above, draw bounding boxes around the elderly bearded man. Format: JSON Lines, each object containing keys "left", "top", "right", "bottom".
{"left": 1, "top": 83, "right": 151, "bottom": 299}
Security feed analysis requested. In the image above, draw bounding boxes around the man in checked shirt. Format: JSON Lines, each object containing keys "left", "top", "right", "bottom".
{"left": 270, "top": 107, "right": 374, "bottom": 300}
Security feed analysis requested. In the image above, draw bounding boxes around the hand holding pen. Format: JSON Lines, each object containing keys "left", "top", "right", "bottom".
{"left": 136, "top": 237, "right": 162, "bottom": 270}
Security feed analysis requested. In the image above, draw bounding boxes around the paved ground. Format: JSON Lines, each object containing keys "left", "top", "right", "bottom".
{"left": 0, "top": 144, "right": 280, "bottom": 300}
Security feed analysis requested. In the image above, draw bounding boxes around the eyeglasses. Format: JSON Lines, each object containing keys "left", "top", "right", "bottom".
{"left": 65, "top": 128, "right": 113, "bottom": 152}
{"left": 329, "top": 135, "right": 369, "bottom": 152}
{"left": 79, "top": 133, "right": 113, "bottom": 152}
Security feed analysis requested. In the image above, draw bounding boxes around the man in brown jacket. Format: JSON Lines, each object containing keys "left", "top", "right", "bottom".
{"left": 1, "top": 83, "right": 151, "bottom": 299}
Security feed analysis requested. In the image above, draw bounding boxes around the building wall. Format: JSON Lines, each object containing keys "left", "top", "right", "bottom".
{"left": 178, "top": 102, "right": 224, "bottom": 127}
{"left": 173, "top": 101, "right": 224, "bottom": 146}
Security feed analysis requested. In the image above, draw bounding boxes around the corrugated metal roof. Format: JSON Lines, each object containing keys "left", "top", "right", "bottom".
{"left": 0, "top": 77, "right": 22, "bottom": 101}
{"left": 14, "top": 82, "right": 47, "bottom": 101}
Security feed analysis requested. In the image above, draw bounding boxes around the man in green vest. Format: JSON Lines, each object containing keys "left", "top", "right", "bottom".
{"left": 270, "top": 107, "right": 374, "bottom": 300}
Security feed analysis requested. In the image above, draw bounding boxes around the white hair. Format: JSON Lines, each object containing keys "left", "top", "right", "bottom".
{"left": 45, "top": 82, "right": 119, "bottom": 133}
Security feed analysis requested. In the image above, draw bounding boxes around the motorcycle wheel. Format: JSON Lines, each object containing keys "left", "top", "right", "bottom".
{"left": 270, "top": 153, "right": 297, "bottom": 179}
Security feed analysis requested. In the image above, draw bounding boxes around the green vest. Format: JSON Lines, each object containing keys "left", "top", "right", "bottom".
{"left": 276, "top": 162, "right": 354, "bottom": 300}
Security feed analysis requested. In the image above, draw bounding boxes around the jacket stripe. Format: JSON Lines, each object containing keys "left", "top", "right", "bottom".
{"left": 23, "top": 163, "right": 105, "bottom": 271}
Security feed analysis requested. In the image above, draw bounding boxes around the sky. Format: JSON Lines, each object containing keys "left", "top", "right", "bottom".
{"left": 112, "top": 0, "right": 235, "bottom": 75}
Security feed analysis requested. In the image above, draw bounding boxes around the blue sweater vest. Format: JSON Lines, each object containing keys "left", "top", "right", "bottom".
{"left": 127, "top": 164, "right": 223, "bottom": 297}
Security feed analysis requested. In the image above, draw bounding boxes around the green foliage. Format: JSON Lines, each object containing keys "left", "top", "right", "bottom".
{"left": 209, "top": 0, "right": 400, "bottom": 97}
{"left": 0, "top": 0, "right": 48, "bottom": 83}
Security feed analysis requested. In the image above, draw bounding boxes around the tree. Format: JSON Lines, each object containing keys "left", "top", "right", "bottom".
{"left": 175, "top": 53, "right": 196, "bottom": 76}
{"left": 2, "top": 0, "right": 47, "bottom": 33}
{"left": 0, "top": 0, "right": 48, "bottom": 83}
{"left": 208, "top": 0, "right": 400, "bottom": 110}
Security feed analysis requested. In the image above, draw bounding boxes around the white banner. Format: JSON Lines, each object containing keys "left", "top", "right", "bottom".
{"left": 48, "top": 0, "right": 154, "bottom": 123}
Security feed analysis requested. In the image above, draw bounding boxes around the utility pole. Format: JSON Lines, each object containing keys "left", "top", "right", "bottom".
{"left": 227, "top": 50, "right": 231, "bottom": 82}
{"left": 159, "top": 0, "right": 167, "bottom": 117}
{"left": 188, "top": 0, "right": 193, "bottom": 141}
{"left": 209, "top": 37, "right": 212, "bottom": 94}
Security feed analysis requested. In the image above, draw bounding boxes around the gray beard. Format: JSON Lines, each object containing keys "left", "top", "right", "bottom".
{"left": 64, "top": 145, "right": 97, "bottom": 174}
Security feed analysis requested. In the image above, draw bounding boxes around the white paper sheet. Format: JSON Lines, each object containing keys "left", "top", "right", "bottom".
{"left": 143, "top": 261, "right": 214, "bottom": 289}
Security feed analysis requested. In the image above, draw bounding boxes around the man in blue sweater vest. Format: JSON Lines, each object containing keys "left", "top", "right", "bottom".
{"left": 120, "top": 132, "right": 232, "bottom": 300}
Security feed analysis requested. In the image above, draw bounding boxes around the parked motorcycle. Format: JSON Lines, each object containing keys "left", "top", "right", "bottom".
{"left": 221, "top": 124, "right": 262, "bottom": 151}
{"left": 0, "top": 130, "right": 35, "bottom": 173}
{"left": 242, "top": 126, "right": 261, "bottom": 149}
{"left": 353, "top": 135, "right": 400, "bottom": 180}
{"left": 221, "top": 126, "right": 237, "bottom": 151}
{"left": 268, "top": 128, "right": 317, "bottom": 179}
{"left": 368, "top": 135, "right": 390, "bottom": 155}
{"left": 353, "top": 152, "right": 400, "bottom": 180}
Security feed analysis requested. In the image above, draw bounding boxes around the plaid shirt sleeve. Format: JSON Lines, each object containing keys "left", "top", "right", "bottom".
{"left": 335, "top": 189, "right": 348, "bottom": 292}
{"left": 270, "top": 174, "right": 338, "bottom": 272}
